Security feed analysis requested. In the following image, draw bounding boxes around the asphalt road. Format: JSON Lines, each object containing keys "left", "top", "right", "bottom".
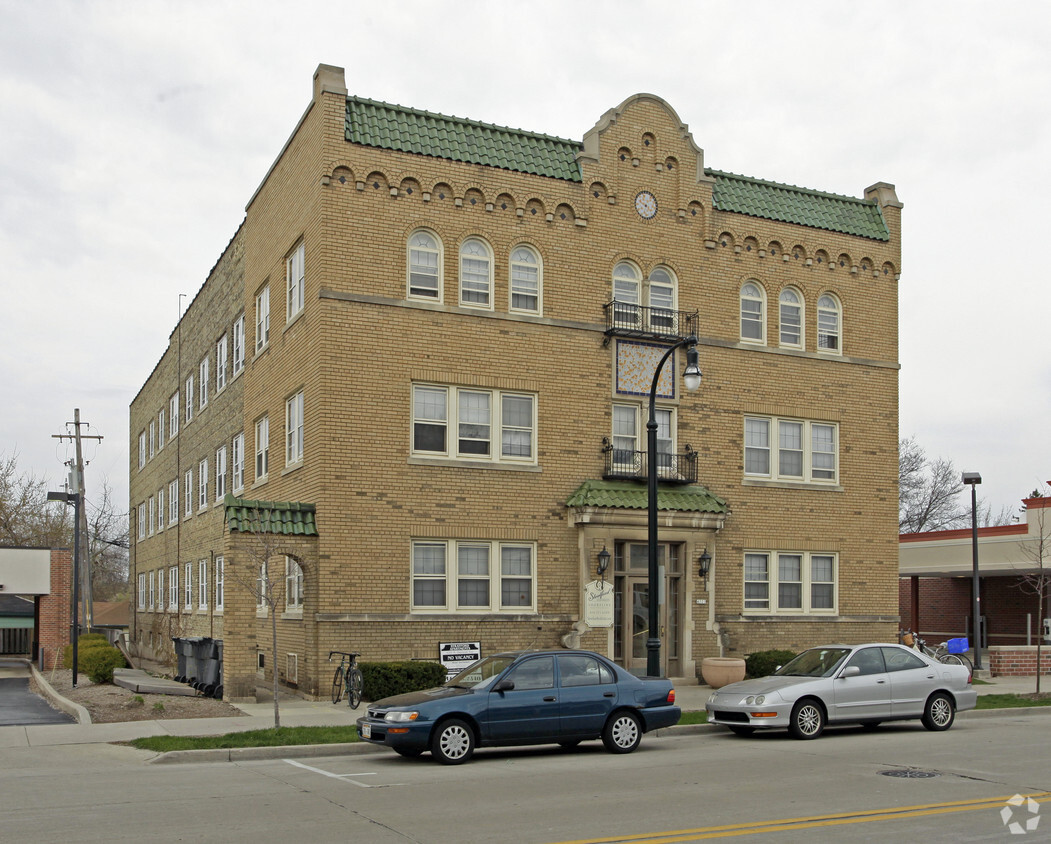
{"left": 0, "top": 677, "right": 74, "bottom": 726}
{"left": 1, "top": 710, "right": 1048, "bottom": 842}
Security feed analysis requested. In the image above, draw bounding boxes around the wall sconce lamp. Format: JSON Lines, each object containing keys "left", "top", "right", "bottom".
{"left": 597, "top": 546, "right": 611, "bottom": 580}
{"left": 698, "top": 549, "right": 712, "bottom": 581}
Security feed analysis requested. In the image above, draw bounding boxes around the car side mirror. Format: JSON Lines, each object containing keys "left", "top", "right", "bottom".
{"left": 840, "top": 666, "right": 860, "bottom": 678}
{"left": 494, "top": 679, "right": 515, "bottom": 692}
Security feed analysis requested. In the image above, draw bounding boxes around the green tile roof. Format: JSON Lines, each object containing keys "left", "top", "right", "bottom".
{"left": 345, "top": 96, "right": 583, "bottom": 182}
{"left": 344, "top": 97, "right": 889, "bottom": 241}
{"left": 224, "top": 494, "right": 318, "bottom": 536}
{"left": 706, "top": 169, "right": 890, "bottom": 242}
{"left": 566, "top": 479, "right": 728, "bottom": 514}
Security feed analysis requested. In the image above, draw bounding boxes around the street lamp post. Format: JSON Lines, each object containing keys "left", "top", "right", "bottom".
{"left": 646, "top": 336, "right": 702, "bottom": 678}
{"left": 962, "top": 471, "right": 982, "bottom": 670}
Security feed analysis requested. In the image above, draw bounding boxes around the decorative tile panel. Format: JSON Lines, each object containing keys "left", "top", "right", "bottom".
{"left": 616, "top": 340, "right": 677, "bottom": 399}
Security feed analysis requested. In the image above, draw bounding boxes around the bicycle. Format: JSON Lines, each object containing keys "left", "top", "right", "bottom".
{"left": 329, "top": 651, "right": 364, "bottom": 709}
{"left": 900, "top": 630, "right": 973, "bottom": 673}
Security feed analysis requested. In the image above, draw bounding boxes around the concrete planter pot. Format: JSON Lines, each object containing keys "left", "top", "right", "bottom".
{"left": 700, "top": 657, "right": 746, "bottom": 689}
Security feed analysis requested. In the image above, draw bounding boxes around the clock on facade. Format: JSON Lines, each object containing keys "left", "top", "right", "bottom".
{"left": 634, "top": 191, "right": 658, "bottom": 219}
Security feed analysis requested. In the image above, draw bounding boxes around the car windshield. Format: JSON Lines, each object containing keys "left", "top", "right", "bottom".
{"left": 776, "top": 647, "right": 851, "bottom": 678}
{"left": 445, "top": 655, "right": 518, "bottom": 690}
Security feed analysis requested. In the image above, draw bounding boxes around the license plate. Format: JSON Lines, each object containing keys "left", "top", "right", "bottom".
{"left": 362, "top": 723, "right": 371, "bottom": 739}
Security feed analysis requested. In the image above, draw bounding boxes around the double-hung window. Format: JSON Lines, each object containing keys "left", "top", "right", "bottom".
{"left": 744, "top": 416, "right": 838, "bottom": 484}
{"left": 817, "top": 294, "right": 842, "bottom": 353}
{"left": 149, "top": 421, "right": 155, "bottom": 459}
{"left": 509, "top": 246, "right": 541, "bottom": 313}
{"left": 408, "top": 230, "right": 441, "bottom": 300}
{"left": 647, "top": 267, "right": 676, "bottom": 330}
{"left": 168, "top": 479, "right": 179, "bottom": 524}
{"left": 138, "top": 432, "right": 146, "bottom": 469}
{"left": 199, "top": 357, "right": 209, "bottom": 408}
{"left": 216, "top": 334, "right": 228, "bottom": 392}
{"left": 744, "top": 551, "right": 837, "bottom": 614}
{"left": 255, "top": 416, "right": 269, "bottom": 480}
{"left": 740, "top": 281, "right": 766, "bottom": 343}
{"left": 184, "top": 469, "right": 193, "bottom": 517}
{"left": 232, "top": 315, "right": 245, "bottom": 375}
{"left": 156, "top": 489, "right": 164, "bottom": 531}
{"left": 169, "top": 392, "right": 179, "bottom": 438}
{"left": 184, "top": 561, "right": 193, "bottom": 610}
{"left": 285, "top": 557, "right": 303, "bottom": 611}
{"left": 157, "top": 410, "right": 165, "bottom": 451}
{"left": 779, "top": 288, "right": 803, "bottom": 348}
{"left": 232, "top": 433, "right": 244, "bottom": 492}
{"left": 198, "top": 560, "right": 208, "bottom": 609}
{"left": 157, "top": 568, "right": 164, "bottom": 612}
{"left": 459, "top": 238, "right": 493, "bottom": 308}
{"left": 411, "top": 540, "right": 535, "bottom": 613}
{"left": 169, "top": 566, "right": 178, "bottom": 609}
{"left": 148, "top": 497, "right": 155, "bottom": 537}
{"left": 137, "top": 503, "right": 146, "bottom": 539}
{"left": 137, "top": 573, "right": 146, "bottom": 610}
{"left": 214, "top": 557, "right": 224, "bottom": 611}
{"left": 255, "top": 286, "right": 270, "bottom": 352}
{"left": 412, "top": 384, "right": 535, "bottom": 464}
{"left": 612, "top": 404, "right": 673, "bottom": 476}
{"left": 185, "top": 375, "right": 194, "bottom": 422}
{"left": 287, "top": 241, "right": 305, "bottom": 320}
{"left": 198, "top": 458, "right": 208, "bottom": 509}
{"left": 148, "top": 570, "right": 155, "bottom": 609}
{"left": 611, "top": 261, "right": 641, "bottom": 327}
{"left": 215, "top": 446, "right": 227, "bottom": 501}
{"left": 286, "top": 391, "right": 304, "bottom": 465}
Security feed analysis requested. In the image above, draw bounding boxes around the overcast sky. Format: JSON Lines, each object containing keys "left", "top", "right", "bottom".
{"left": 2, "top": 0, "right": 1049, "bottom": 523}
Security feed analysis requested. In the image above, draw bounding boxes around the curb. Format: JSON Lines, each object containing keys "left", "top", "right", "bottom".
{"left": 148, "top": 740, "right": 384, "bottom": 764}
{"left": 29, "top": 663, "right": 92, "bottom": 725}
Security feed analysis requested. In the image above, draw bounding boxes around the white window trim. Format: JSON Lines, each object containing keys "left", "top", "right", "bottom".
{"left": 215, "top": 446, "right": 227, "bottom": 502}
{"left": 779, "top": 287, "right": 805, "bottom": 349}
{"left": 232, "top": 432, "right": 245, "bottom": 493}
{"left": 407, "top": 228, "right": 442, "bottom": 302}
{"left": 410, "top": 539, "right": 536, "bottom": 614}
{"left": 232, "top": 314, "right": 245, "bottom": 375}
{"left": 148, "top": 570, "right": 155, "bottom": 610}
{"left": 284, "top": 556, "right": 304, "bottom": 614}
{"left": 184, "top": 469, "right": 193, "bottom": 518}
{"left": 287, "top": 240, "right": 305, "bottom": 321}
{"left": 157, "top": 410, "right": 165, "bottom": 451}
{"left": 817, "top": 293, "right": 843, "bottom": 356}
{"left": 148, "top": 496, "right": 155, "bottom": 537}
{"left": 168, "top": 479, "right": 179, "bottom": 525}
{"left": 138, "top": 431, "right": 146, "bottom": 469}
{"left": 286, "top": 391, "right": 304, "bottom": 466}
{"left": 156, "top": 488, "right": 164, "bottom": 532}
{"left": 137, "top": 573, "right": 146, "bottom": 610}
{"left": 148, "top": 421, "right": 155, "bottom": 459}
{"left": 169, "top": 392, "right": 179, "bottom": 438}
{"left": 215, "top": 556, "right": 224, "bottom": 612}
{"left": 743, "top": 416, "right": 839, "bottom": 485}
{"left": 199, "top": 357, "right": 209, "bottom": 408}
{"left": 458, "top": 237, "right": 494, "bottom": 310}
{"left": 509, "top": 244, "right": 542, "bottom": 314}
{"left": 743, "top": 551, "right": 838, "bottom": 615}
{"left": 255, "top": 285, "right": 270, "bottom": 353}
{"left": 198, "top": 458, "right": 208, "bottom": 510}
{"left": 169, "top": 565, "right": 179, "bottom": 609}
{"left": 216, "top": 334, "right": 228, "bottom": 392}
{"left": 185, "top": 375, "right": 194, "bottom": 423}
{"left": 740, "top": 281, "right": 767, "bottom": 345}
{"left": 184, "top": 561, "right": 193, "bottom": 610}
{"left": 255, "top": 416, "right": 269, "bottom": 482}
{"left": 611, "top": 402, "right": 677, "bottom": 473}
{"left": 198, "top": 560, "right": 208, "bottom": 610}
{"left": 411, "top": 384, "right": 537, "bottom": 466}
{"left": 137, "top": 503, "right": 146, "bottom": 540}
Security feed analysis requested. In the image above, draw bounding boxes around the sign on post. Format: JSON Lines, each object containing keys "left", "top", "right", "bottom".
{"left": 583, "top": 580, "right": 615, "bottom": 628}
{"left": 439, "top": 641, "right": 481, "bottom": 679}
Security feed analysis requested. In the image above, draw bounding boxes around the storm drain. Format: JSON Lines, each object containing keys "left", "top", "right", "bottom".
{"left": 879, "top": 769, "right": 940, "bottom": 779}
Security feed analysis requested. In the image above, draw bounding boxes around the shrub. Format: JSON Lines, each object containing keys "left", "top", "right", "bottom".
{"left": 62, "top": 634, "right": 118, "bottom": 670}
{"left": 359, "top": 660, "right": 447, "bottom": 701}
{"left": 746, "top": 649, "right": 797, "bottom": 679}
{"left": 79, "top": 645, "right": 126, "bottom": 684}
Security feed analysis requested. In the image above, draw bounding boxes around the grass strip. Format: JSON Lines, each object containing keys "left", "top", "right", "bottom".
{"left": 130, "top": 725, "right": 360, "bottom": 753}
{"left": 975, "top": 693, "right": 1051, "bottom": 709}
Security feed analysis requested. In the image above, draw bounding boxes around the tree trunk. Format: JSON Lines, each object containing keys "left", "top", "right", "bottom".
{"left": 271, "top": 603, "right": 280, "bottom": 728}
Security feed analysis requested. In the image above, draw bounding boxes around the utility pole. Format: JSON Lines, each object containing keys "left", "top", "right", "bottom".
{"left": 52, "top": 409, "right": 103, "bottom": 632}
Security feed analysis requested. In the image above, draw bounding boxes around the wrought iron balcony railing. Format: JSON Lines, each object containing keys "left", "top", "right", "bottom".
{"left": 602, "top": 439, "right": 697, "bottom": 485}
{"left": 603, "top": 301, "right": 699, "bottom": 344}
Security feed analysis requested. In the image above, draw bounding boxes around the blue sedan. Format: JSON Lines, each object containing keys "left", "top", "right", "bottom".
{"left": 356, "top": 649, "right": 681, "bottom": 764}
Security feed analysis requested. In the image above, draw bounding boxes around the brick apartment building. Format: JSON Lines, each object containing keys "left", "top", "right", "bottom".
{"left": 129, "top": 64, "right": 903, "bottom": 700}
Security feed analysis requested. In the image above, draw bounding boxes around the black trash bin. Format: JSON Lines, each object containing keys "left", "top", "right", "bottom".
{"left": 177, "top": 637, "right": 203, "bottom": 685}
{"left": 213, "top": 640, "right": 224, "bottom": 699}
{"left": 196, "top": 639, "right": 221, "bottom": 696}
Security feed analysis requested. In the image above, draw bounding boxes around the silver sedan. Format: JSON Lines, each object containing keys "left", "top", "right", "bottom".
{"left": 706, "top": 643, "right": 977, "bottom": 739}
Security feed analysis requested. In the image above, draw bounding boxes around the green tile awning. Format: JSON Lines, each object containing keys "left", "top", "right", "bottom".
{"left": 707, "top": 169, "right": 890, "bottom": 242}
{"left": 346, "top": 96, "right": 584, "bottom": 182}
{"left": 224, "top": 494, "right": 318, "bottom": 536}
{"left": 567, "top": 479, "right": 728, "bottom": 514}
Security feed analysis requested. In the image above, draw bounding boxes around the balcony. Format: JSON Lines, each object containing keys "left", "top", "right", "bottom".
{"left": 603, "top": 302, "right": 699, "bottom": 345}
{"left": 602, "top": 439, "right": 698, "bottom": 485}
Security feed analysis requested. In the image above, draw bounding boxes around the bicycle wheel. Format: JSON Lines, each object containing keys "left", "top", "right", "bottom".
{"left": 953, "top": 652, "right": 973, "bottom": 673}
{"left": 348, "top": 667, "right": 363, "bottom": 709}
{"left": 331, "top": 667, "right": 345, "bottom": 704}
{"left": 938, "top": 654, "right": 965, "bottom": 667}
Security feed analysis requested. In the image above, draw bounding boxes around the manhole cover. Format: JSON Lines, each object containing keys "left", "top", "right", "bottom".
{"left": 880, "top": 769, "right": 939, "bottom": 779}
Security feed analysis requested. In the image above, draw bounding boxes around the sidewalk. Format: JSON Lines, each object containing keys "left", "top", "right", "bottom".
{"left": 0, "top": 659, "right": 1045, "bottom": 752}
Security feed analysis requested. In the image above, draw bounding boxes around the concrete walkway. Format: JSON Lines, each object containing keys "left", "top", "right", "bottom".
{"left": 0, "top": 658, "right": 1045, "bottom": 753}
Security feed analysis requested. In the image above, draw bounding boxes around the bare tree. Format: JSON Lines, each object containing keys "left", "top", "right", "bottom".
{"left": 227, "top": 507, "right": 287, "bottom": 728}
{"left": 85, "top": 480, "right": 130, "bottom": 602}
{"left": 0, "top": 451, "right": 72, "bottom": 547}
{"left": 1015, "top": 485, "right": 1051, "bottom": 694}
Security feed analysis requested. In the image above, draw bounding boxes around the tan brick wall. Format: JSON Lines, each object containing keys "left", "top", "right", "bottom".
{"left": 132, "top": 71, "right": 901, "bottom": 698}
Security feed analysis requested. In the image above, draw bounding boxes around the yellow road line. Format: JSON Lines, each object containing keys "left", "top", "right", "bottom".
{"left": 549, "top": 792, "right": 1051, "bottom": 843}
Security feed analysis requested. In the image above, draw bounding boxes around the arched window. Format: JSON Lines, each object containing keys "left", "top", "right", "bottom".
{"left": 509, "top": 245, "right": 541, "bottom": 313}
{"left": 779, "top": 288, "right": 803, "bottom": 348}
{"left": 648, "top": 266, "right": 676, "bottom": 330}
{"left": 817, "top": 294, "right": 842, "bottom": 353}
{"left": 740, "top": 281, "right": 766, "bottom": 343}
{"left": 612, "top": 261, "right": 642, "bottom": 327}
{"left": 407, "top": 230, "right": 441, "bottom": 300}
{"left": 459, "top": 238, "right": 493, "bottom": 308}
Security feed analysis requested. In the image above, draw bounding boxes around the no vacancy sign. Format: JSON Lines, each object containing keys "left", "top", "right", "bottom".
{"left": 439, "top": 641, "right": 481, "bottom": 678}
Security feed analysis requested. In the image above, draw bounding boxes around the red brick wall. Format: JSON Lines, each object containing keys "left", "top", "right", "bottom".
{"left": 988, "top": 646, "right": 1051, "bottom": 677}
{"left": 899, "top": 576, "right": 1047, "bottom": 646}
{"left": 37, "top": 549, "right": 72, "bottom": 669}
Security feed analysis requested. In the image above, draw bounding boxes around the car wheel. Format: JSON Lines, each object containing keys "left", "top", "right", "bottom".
{"left": 788, "top": 699, "right": 825, "bottom": 740}
{"left": 860, "top": 721, "right": 882, "bottom": 730}
{"left": 602, "top": 711, "right": 642, "bottom": 754}
{"left": 922, "top": 693, "right": 955, "bottom": 731}
{"left": 431, "top": 719, "right": 475, "bottom": 764}
{"left": 558, "top": 740, "right": 582, "bottom": 750}
{"left": 728, "top": 725, "right": 756, "bottom": 737}
{"left": 393, "top": 747, "right": 423, "bottom": 758}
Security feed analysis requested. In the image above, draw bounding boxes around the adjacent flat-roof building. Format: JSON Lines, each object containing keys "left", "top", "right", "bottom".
{"left": 130, "top": 65, "right": 903, "bottom": 700}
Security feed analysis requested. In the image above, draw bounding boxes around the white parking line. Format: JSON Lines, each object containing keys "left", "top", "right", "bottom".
{"left": 283, "top": 758, "right": 399, "bottom": 788}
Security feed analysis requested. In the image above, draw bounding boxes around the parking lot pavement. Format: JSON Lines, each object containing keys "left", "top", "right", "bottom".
{"left": 0, "top": 677, "right": 75, "bottom": 727}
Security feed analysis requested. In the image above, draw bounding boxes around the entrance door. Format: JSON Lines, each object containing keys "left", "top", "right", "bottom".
{"left": 614, "top": 543, "right": 682, "bottom": 676}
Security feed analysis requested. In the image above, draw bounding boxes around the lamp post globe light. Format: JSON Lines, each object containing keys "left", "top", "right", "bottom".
{"left": 962, "top": 471, "right": 982, "bottom": 670}
{"left": 647, "top": 336, "right": 702, "bottom": 678}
